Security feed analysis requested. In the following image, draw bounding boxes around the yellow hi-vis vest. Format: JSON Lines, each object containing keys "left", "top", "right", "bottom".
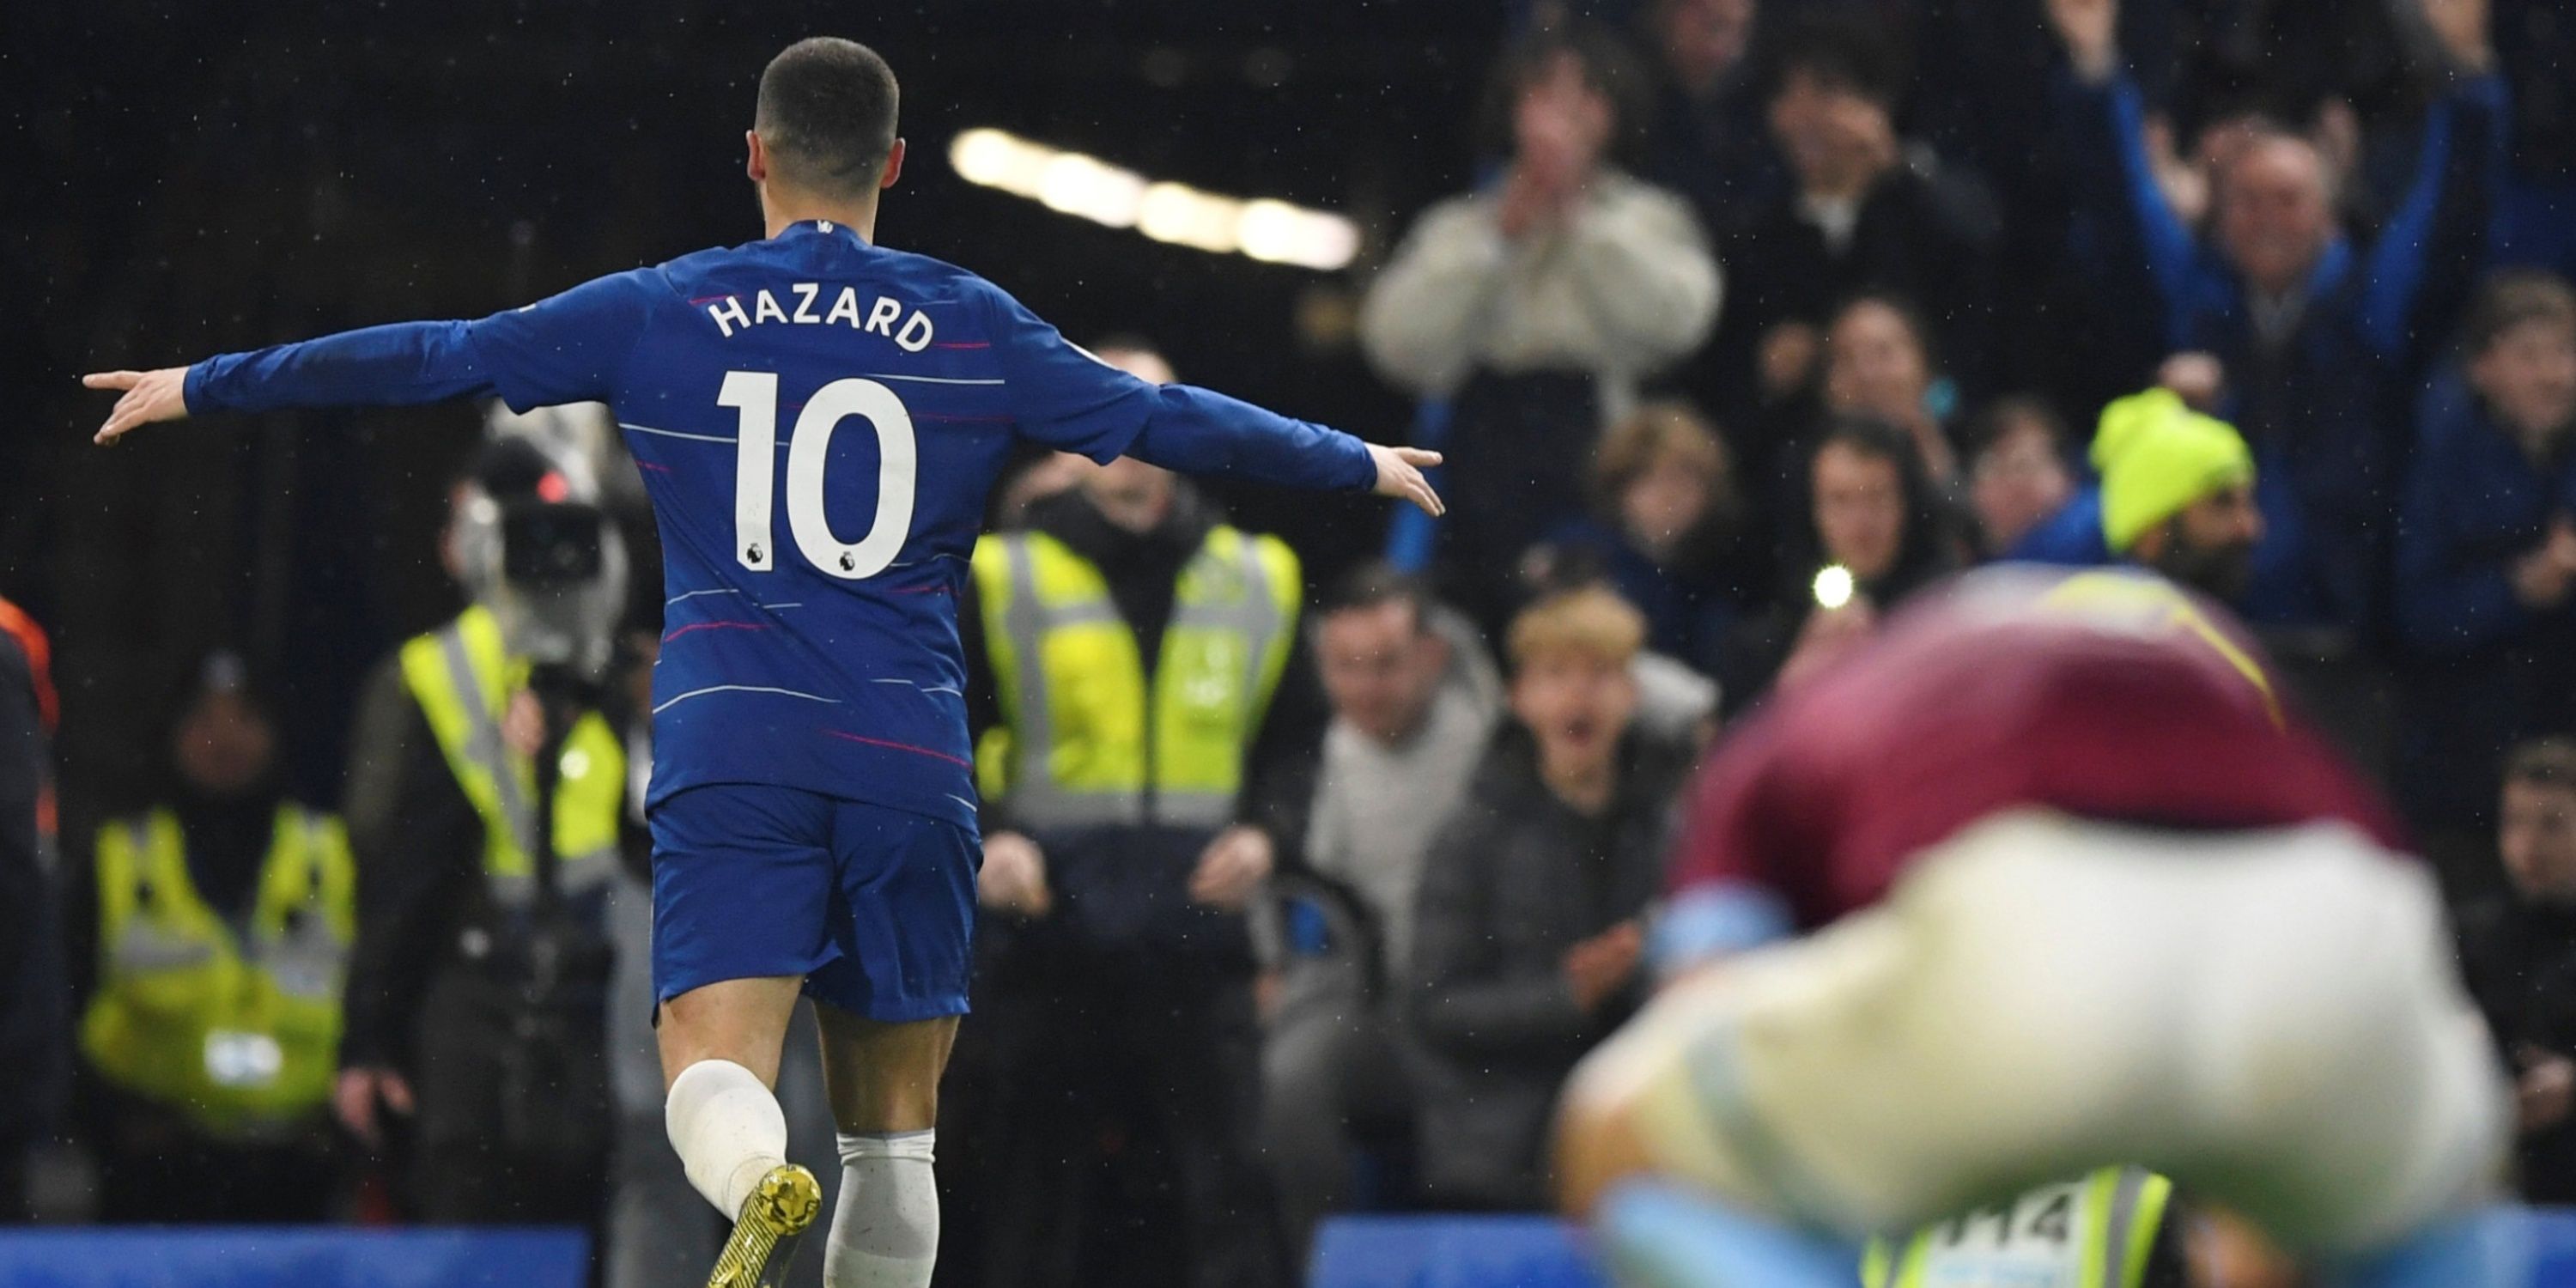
{"left": 398, "top": 605, "right": 625, "bottom": 902}
{"left": 970, "top": 525, "right": 1300, "bottom": 830}
{"left": 1862, "top": 1168, "right": 2174, "bottom": 1288}
{"left": 80, "top": 805, "right": 354, "bottom": 1138}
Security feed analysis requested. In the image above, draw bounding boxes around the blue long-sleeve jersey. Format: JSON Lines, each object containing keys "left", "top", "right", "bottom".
{"left": 185, "top": 219, "right": 1378, "bottom": 829}
{"left": 2394, "top": 369, "right": 2576, "bottom": 654}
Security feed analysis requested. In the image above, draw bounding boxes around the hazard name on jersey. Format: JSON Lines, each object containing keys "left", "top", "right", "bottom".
{"left": 704, "top": 279, "right": 936, "bottom": 349}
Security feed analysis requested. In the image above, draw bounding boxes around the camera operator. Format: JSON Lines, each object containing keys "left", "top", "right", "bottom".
{"left": 334, "top": 434, "right": 637, "bottom": 1233}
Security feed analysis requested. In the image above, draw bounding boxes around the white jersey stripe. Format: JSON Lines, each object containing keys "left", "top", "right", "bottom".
{"left": 652, "top": 683, "right": 842, "bottom": 715}
{"left": 621, "top": 422, "right": 738, "bottom": 444}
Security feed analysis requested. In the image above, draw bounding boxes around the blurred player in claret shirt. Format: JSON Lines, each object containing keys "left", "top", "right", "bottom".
{"left": 79, "top": 36, "right": 1443, "bottom": 1288}
{"left": 1553, "top": 566, "right": 2526, "bottom": 1288}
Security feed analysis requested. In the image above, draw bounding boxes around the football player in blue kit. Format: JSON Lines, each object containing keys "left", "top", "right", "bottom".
{"left": 83, "top": 36, "right": 1443, "bottom": 1288}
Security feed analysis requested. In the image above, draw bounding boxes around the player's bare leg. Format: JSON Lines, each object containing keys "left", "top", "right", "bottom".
{"left": 813, "top": 1006, "right": 958, "bottom": 1288}
{"left": 661, "top": 976, "right": 822, "bottom": 1288}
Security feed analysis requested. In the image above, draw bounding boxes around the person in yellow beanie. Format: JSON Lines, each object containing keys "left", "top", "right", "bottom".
{"left": 2094, "top": 387, "right": 2265, "bottom": 603}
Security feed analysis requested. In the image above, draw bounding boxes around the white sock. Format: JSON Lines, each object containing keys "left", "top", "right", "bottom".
{"left": 665, "top": 1059, "right": 789, "bottom": 1219}
{"left": 824, "top": 1129, "right": 939, "bottom": 1288}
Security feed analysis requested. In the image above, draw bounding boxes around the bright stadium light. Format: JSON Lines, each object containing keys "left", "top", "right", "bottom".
{"left": 1037, "top": 153, "right": 1146, "bottom": 229}
{"left": 1139, "top": 182, "right": 1242, "bottom": 254}
{"left": 950, "top": 128, "right": 1356, "bottom": 270}
{"left": 1236, "top": 198, "right": 1360, "bottom": 271}
{"left": 948, "top": 129, "right": 1018, "bottom": 187}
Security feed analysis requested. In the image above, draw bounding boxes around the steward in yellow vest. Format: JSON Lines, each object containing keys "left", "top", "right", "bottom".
{"left": 956, "top": 465, "right": 1312, "bottom": 1288}
{"left": 337, "top": 599, "right": 630, "bottom": 1224}
{"left": 969, "top": 506, "right": 1301, "bottom": 835}
{"left": 72, "top": 660, "right": 352, "bottom": 1222}
{"left": 82, "top": 805, "right": 354, "bottom": 1136}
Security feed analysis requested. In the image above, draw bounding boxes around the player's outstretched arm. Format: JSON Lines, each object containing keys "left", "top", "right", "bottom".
{"left": 982, "top": 280, "right": 1447, "bottom": 516}
{"left": 1123, "top": 382, "right": 1449, "bottom": 516}
{"left": 83, "top": 272, "right": 650, "bottom": 446}
{"left": 83, "top": 319, "right": 508, "bottom": 446}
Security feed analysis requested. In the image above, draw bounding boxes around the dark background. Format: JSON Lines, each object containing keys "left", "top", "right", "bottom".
{"left": 0, "top": 0, "right": 1510, "bottom": 811}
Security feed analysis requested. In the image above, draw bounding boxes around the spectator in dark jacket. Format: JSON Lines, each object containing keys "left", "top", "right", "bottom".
{"left": 1717, "top": 416, "right": 1960, "bottom": 714}
{"left": 0, "top": 602, "right": 63, "bottom": 1222}
{"left": 2453, "top": 738, "right": 2576, "bottom": 1203}
{"left": 1633, "top": 0, "right": 1781, "bottom": 244}
{"left": 1528, "top": 401, "right": 1759, "bottom": 669}
{"left": 1693, "top": 15, "right": 2000, "bottom": 476}
{"left": 1406, "top": 586, "right": 1694, "bottom": 1209}
{"left": 2047, "top": 0, "right": 2507, "bottom": 635}
{"left": 2395, "top": 271, "right": 2576, "bottom": 835}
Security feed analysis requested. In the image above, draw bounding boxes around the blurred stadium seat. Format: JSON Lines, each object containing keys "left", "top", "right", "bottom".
{"left": 0, "top": 1227, "right": 586, "bottom": 1288}
{"left": 1307, "top": 1211, "right": 2576, "bottom": 1288}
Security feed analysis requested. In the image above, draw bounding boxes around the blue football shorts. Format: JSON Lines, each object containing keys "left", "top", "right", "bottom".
{"left": 650, "top": 782, "right": 979, "bottom": 1023}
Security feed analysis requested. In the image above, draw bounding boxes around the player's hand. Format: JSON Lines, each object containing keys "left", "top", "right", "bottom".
{"left": 1564, "top": 920, "right": 1645, "bottom": 1013}
{"left": 82, "top": 366, "right": 193, "bottom": 445}
{"left": 1189, "top": 824, "right": 1274, "bottom": 911}
{"left": 2045, "top": 0, "right": 2120, "bottom": 82}
{"left": 1370, "top": 444, "right": 1446, "bottom": 517}
{"left": 335, "top": 1066, "right": 416, "bottom": 1147}
{"left": 978, "top": 830, "right": 1053, "bottom": 917}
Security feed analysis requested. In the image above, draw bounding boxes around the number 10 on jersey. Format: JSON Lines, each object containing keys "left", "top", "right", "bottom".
{"left": 718, "top": 371, "right": 919, "bottom": 580}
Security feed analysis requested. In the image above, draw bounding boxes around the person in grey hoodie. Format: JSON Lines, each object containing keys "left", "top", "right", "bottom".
{"left": 1259, "top": 563, "right": 1499, "bottom": 1261}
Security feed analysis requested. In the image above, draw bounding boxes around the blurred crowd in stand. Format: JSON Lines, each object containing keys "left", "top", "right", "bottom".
{"left": 9, "top": 1, "right": 2576, "bottom": 1285}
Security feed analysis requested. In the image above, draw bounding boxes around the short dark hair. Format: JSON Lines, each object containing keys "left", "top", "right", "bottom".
{"left": 1966, "top": 395, "right": 2068, "bottom": 459}
{"left": 1762, "top": 15, "right": 1904, "bottom": 112}
{"left": 2506, "top": 738, "right": 2576, "bottom": 793}
{"left": 2463, "top": 270, "right": 2576, "bottom": 358}
{"left": 1320, "top": 561, "right": 1433, "bottom": 635}
{"left": 756, "top": 38, "right": 901, "bottom": 198}
{"left": 1829, "top": 291, "right": 1946, "bottom": 379}
{"left": 1475, "top": 21, "right": 1651, "bottom": 166}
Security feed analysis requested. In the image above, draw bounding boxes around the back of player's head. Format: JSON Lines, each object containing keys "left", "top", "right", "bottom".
{"left": 756, "top": 37, "right": 901, "bottom": 198}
